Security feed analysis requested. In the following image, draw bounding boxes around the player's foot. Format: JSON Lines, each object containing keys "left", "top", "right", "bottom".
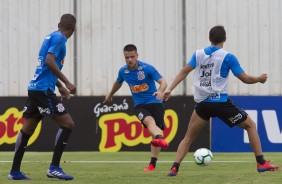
{"left": 47, "top": 165, "right": 74, "bottom": 180}
{"left": 8, "top": 170, "right": 31, "bottom": 180}
{"left": 167, "top": 166, "right": 178, "bottom": 176}
{"left": 144, "top": 163, "right": 155, "bottom": 171}
{"left": 257, "top": 160, "right": 280, "bottom": 172}
{"left": 151, "top": 138, "right": 169, "bottom": 148}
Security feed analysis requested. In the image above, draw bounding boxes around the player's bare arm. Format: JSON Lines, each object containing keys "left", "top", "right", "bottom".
{"left": 45, "top": 53, "right": 76, "bottom": 94}
{"left": 237, "top": 72, "right": 268, "bottom": 84}
{"left": 56, "top": 81, "right": 70, "bottom": 100}
{"left": 163, "top": 65, "right": 193, "bottom": 101}
{"left": 153, "top": 78, "right": 167, "bottom": 100}
{"left": 104, "top": 81, "right": 122, "bottom": 103}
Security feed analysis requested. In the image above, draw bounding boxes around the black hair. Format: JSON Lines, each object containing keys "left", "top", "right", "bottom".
{"left": 209, "top": 25, "right": 226, "bottom": 45}
{"left": 58, "top": 14, "right": 76, "bottom": 30}
{"left": 123, "top": 44, "right": 137, "bottom": 52}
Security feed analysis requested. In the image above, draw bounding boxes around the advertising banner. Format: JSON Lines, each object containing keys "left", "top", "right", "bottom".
{"left": 212, "top": 96, "right": 282, "bottom": 152}
{"left": 0, "top": 96, "right": 210, "bottom": 152}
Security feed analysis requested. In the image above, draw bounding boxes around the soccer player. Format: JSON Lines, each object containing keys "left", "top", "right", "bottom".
{"left": 104, "top": 44, "right": 169, "bottom": 171}
{"left": 8, "top": 14, "right": 76, "bottom": 180}
{"left": 163, "top": 25, "right": 280, "bottom": 176}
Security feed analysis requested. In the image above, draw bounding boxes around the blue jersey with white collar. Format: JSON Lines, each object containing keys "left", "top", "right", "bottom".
{"left": 117, "top": 60, "right": 163, "bottom": 106}
{"left": 28, "top": 31, "right": 67, "bottom": 92}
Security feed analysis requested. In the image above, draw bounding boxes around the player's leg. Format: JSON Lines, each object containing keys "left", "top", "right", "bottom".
{"left": 168, "top": 110, "right": 208, "bottom": 176}
{"left": 46, "top": 113, "right": 74, "bottom": 180}
{"left": 237, "top": 116, "right": 262, "bottom": 155}
{"left": 238, "top": 116, "right": 280, "bottom": 172}
{"left": 8, "top": 117, "right": 41, "bottom": 180}
{"left": 135, "top": 105, "right": 168, "bottom": 148}
{"left": 144, "top": 139, "right": 161, "bottom": 171}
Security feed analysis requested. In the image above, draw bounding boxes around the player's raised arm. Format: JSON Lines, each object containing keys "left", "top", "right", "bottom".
{"left": 153, "top": 78, "right": 167, "bottom": 100}
{"left": 237, "top": 72, "right": 268, "bottom": 84}
{"left": 104, "top": 81, "right": 123, "bottom": 103}
{"left": 163, "top": 65, "right": 193, "bottom": 101}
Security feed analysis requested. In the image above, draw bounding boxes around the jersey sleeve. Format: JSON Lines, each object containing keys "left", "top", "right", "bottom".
{"left": 187, "top": 52, "right": 196, "bottom": 68}
{"left": 225, "top": 53, "right": 244, "bottom": 76}
{"left": 116, "top": 68, "right": 124, "bottom": 84}
{"left": 148, "top": 65, "right": 163, "bottom": 81}
{"left": 48, "top": 34, "right": 66, "bottom": 57}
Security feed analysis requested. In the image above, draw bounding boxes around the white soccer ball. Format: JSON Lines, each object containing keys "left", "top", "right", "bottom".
{"left": 194, "top": 148, "right": 213, "bottom": 166}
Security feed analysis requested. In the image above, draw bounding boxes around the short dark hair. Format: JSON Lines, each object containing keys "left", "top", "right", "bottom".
{"left": 58, "top": 14, "right": 76, "bottom": 30}
{"left": 123, "top": 44, "right": 137, "bottom": 52}
{"left": 209, "top": 25, "right": 226, "bottom": 45}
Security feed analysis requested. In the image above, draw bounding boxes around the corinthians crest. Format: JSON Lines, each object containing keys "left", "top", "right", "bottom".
{"left": 137, "top": 71, "right": 145, "bottom": 80}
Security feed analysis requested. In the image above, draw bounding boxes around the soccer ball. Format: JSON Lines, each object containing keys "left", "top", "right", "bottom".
{"left": 194, "top": 148, "right": 213, "bottom": 166}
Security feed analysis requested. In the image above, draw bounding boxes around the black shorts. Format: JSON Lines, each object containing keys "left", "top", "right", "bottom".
{"left": 134, "top": 103, "right": 165, "bottom": 130}
{"left": 23, "top": 90, "right": 67, "bottom": 118}
{"left": 195, "top": 98, "right": 248, "bottom": 127}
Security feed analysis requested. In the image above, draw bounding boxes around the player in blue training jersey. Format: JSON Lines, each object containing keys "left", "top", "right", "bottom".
{"left": 8, "top": 14, "right": 76, "bottom": 180}
{"left": 163, "top": 25, "right": 280, "bottom": 176}
{"left": 104, "top": 44, "right": 169, "bottom": 171}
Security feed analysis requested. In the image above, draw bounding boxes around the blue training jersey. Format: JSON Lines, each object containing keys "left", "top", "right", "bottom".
{"left": 28, "top": 31, "right": 67, "bottom": 92}
{"left": 117, "top": 61, "right": 163, "bottom": 106}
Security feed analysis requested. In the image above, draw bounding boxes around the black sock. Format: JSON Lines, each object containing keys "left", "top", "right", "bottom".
{"left": 51, "top": 127, "right": 72, "bottom": 167}
{"left": 155, "top": 134, "right": 163, "bottom": 139}
{"left": 256, "top": 155, "right": 265, "bottom": 164}
{"left": 172, "top": 162, "right": 180, "bottom": 171}
{"left": 11, "top": 130, "right": 31, "bottom": 171}
{"left": 150, "top": 157, "right": 157, "bottom": 167}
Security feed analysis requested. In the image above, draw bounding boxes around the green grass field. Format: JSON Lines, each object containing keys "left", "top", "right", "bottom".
{"left": 0, "top": 152, "right": 281, "bottom": 184}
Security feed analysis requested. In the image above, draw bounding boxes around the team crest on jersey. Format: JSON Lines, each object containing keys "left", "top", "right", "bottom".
{"left": 137, "top": 71, "right": 145, "bottom": 80}
{"left": 124, "top": 69, "right": 129, "bottom": 73}
{"left": 137, "top": 66, "right": 143, "bottom": 70}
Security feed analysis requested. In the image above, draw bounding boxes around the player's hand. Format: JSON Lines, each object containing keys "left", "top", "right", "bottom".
{"left": 162, "top": 89, "right": 172, "bottom": 101}
{"left": 58, "top": 86, "right": 71, "bottom": 100}
{"left": 103, "top": 95, "right": 113, "bottom": 103}
{"left": 65, "top": 82, "right": 76, "bottom": 94}
{"left": 258, "top": 74, "right": 268, "bottom": 83}
{"left": 153, "top": 91, "right": 164, "bottom": 101}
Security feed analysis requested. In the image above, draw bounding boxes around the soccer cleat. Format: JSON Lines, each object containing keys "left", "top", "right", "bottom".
{"left": 8, "top": 170, "right": 31, "bottom": 180}
{"left": 257, "top": 160, "right": 280, "bottom": 172}
{"left": 151, "top": 138, "right": 169, "bottom": 148}
{"left": 144, "top": 164, "right": 155, "bottom": 171}
{"left": 47, "top": 165, "right": 74, "bottom": 180}
{"left": 167, "top": 166, "right": 178, "bottom": 176}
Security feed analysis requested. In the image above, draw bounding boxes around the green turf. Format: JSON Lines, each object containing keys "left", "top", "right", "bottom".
{"left": 0, "top": 152, "right": 281, "bottom": 184}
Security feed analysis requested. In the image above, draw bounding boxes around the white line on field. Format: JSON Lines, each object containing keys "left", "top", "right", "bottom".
{"left": 0, "top": 160, "right": 252, "bottom": 163}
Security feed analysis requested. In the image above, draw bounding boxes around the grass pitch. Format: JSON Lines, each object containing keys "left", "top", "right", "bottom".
{"left": 0, "top": 152, "right": 281, "bottom": 184}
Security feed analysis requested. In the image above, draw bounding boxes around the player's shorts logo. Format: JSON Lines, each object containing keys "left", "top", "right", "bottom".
{"left": 138, "top": 112, "right": 144, "bottom": 120}
{"left": 56, "top": 103, "right": 65, "bottom": 112}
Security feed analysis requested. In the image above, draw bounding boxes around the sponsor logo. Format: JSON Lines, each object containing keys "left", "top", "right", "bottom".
{"left": 38, "top": 107, "right": 51, "bottom": 115}
{"left": 124, "top": 69, "right": 129, "bottom": 73}
{"left": 0, "top": 107, "right": 42, "bottom": 146}
{"left": 229, "top": 113, "right": 243, "bottom": 124}
{"left": 98, "top": 109, "right": 178, "bottom": 152}
{"left": 130, "top": 83, "right": 149, "bottom": 93}
{"left": 94, "top": 99, "right": 129, "bottom": 117}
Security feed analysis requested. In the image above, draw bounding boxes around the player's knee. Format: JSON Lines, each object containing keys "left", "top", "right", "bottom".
{"left": 64, "top": 121, "right": 74, "bottom": 129}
